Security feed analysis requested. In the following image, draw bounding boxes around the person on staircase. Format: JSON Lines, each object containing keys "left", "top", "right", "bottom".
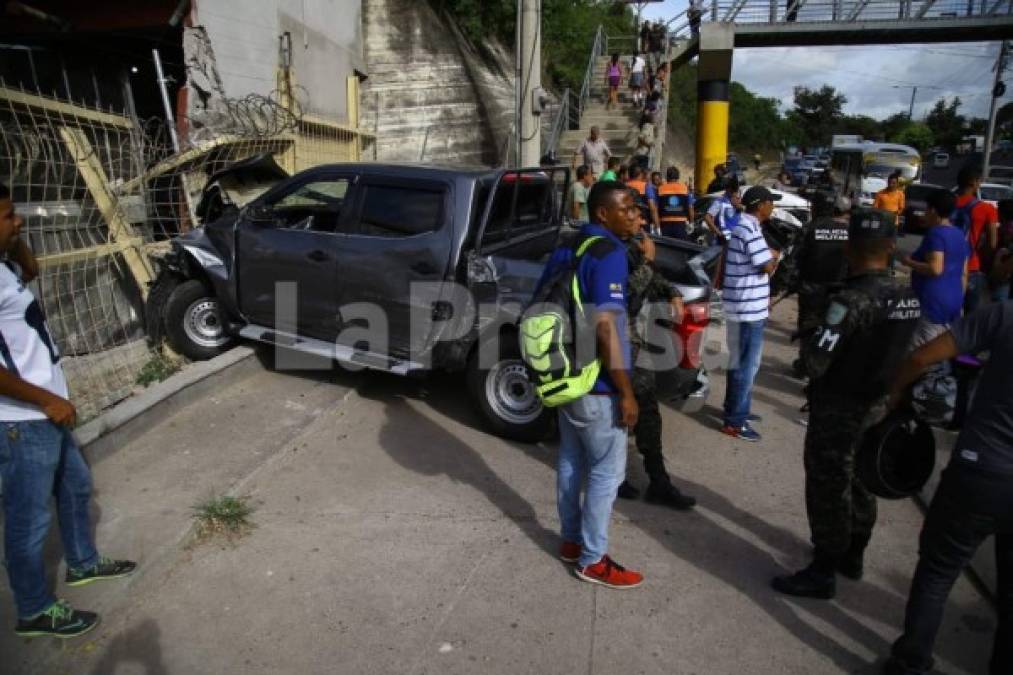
{"left": 573, "top": 126, "right": 611, "bottom": 179}
{"left": 605, "top": 53, "right": 623, "bottom": 112}
{"left": 629, "top": 114, "right": 655, "bottom": 173}
{"left": 629, "top": 52, "right": 647, "bottom": 108}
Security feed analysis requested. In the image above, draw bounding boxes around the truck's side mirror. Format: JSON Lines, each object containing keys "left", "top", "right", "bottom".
{"left": 246, "top": 203, "right": 275, "bottom": 224}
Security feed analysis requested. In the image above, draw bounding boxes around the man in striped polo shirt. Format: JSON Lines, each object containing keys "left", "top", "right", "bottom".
{"left": 720, "top": 186, "right": 781, "bottom": 441}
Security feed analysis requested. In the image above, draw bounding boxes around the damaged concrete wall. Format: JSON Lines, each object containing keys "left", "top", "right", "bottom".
{"left": 362, "top": 0, "right": 516, "bottom": 166}
{"left": 191, "top": 0, "right": 364, "bottom": 121}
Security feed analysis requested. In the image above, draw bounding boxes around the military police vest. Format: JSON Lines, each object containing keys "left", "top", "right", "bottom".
{"left": 814, "top": 272, "right": 921, "bottom": 400}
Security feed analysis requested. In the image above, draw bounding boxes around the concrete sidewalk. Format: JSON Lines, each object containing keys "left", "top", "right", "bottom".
{"left": 1, "top": 303, "right": 997, "bottom": 675}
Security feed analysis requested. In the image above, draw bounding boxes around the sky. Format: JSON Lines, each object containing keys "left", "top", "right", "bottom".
{"left": 640, "top": 0, "right": 1006, "bottom": 122}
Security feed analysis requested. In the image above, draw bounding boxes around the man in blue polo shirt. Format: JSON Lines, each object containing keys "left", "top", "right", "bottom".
{"left": 546, "top": 180, "right": 644, "bottom": 589}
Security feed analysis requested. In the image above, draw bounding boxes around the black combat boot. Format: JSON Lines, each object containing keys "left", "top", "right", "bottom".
{"left": 644, "top": 481, "right": 696, "bottom": 510}
{"left": 837, "top": 536, "right": 870, "bottom": 581}
{"left": 771, "top": 552, "right": 837, "bottom": 599}
{"left": 617, "top": 480, "right": 640, "bottom": 500}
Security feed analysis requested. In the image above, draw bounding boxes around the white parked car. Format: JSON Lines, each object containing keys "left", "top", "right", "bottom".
{"left": 932, "top": 152, "right": 950, "bottom": 169}
{"left": 859, "top": 176, "right": 887, "bottom": 207}
{"left": 979, "top": 182, "right": 1013, "bottom": 210}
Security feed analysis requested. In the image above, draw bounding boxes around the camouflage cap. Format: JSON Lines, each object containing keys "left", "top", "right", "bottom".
{"left": 848, "top": 207, "right": 895, "bottom": 240}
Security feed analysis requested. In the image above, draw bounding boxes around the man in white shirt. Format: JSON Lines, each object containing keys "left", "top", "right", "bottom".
{"left": 573, "top": 127, "right": 611, "bottom": 178}
{"left": 629, "top": 53, "right": 647, "bottom": 106}
{"left": 704, "top": 176, "right": 742, "bottom": 244}
{"left": 720, "top": 186, "right": 781, "bottom": 441}
{"left": 0, "top": 183, "right": 135, "bottom": 639}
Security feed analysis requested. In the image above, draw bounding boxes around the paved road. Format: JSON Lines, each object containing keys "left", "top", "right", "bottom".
{"left": 0, "top": 301, "right": 997, "bottom": 675}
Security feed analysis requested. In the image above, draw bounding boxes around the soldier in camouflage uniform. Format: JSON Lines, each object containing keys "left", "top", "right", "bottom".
{"left": 616, "top": 227, "right": 697, "bottom": 510}
{"left": 793, "top": 196, "right": 851, "bottom": 376}
{"left": 773, "top": 208, "right": 921, "bottom": 599}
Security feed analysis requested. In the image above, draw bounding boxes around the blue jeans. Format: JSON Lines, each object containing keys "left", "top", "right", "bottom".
{"left": 964, "top": 271, "right": 987, "bottom": 315}
{"left": 723, "top": 319, "right": 766, "bottom": 428}
{"left": 0, "top": 420, "right": 98, "bottom": 619}
{"left": 557, "top": 395, "right": 627, "bottom": 567}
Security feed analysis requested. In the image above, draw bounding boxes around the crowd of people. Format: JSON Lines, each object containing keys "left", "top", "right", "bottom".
{"left": 548, "top": 147, "right": 1009, "bottom": 674}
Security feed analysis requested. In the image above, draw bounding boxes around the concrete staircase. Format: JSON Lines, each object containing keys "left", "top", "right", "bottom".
{"left": 361, "top": 0, "right": 514, "bottom": 166}
{"left": 556, "top": 55, "right": 650, "bottom": 167}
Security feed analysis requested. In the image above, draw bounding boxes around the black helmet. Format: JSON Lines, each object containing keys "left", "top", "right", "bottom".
{"left": 857, "top": 412, "right": 935, "bottom": 500}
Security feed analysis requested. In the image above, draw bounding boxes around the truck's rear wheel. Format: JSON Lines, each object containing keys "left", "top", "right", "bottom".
{"left": 164, "top": 279, "right": 236, "bottom": 360}
{"left": 466, "top": 339, "right": 553, "bottom": 443}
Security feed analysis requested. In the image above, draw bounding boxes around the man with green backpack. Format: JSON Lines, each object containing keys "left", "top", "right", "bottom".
{"left": 520, "top": 180, "right": 644, "bottom": 589}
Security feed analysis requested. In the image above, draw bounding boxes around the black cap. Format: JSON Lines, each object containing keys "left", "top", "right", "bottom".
{"left": 741, "top": 186, "right": 780, "bottom": 209}
{"left": 849, "top": 208, "right": 896, "bottom": 240}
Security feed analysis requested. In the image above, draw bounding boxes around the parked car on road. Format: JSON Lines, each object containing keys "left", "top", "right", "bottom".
{"left": 979, "top": 182, "right": 1013, "bottom": 210}
{"left": 783, "top": 156, "right": 807, "bottom": 186}
{"left": 932, "top": 152, "right": 950, "bottom": 169}
{"left": 147, "top": 158, "right": 718, "bottom": 442}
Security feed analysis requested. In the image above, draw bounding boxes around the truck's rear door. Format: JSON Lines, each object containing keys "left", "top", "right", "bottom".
{"left": 332, "top": 176, "right": 453, "bottom": 360}
{"left": 468, "top": 167, "right": 568, "bottom": 313}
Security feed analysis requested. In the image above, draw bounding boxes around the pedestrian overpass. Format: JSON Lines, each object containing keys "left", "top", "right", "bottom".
{"left": 656, "top": 0, "right": 1013, "bottom": 189}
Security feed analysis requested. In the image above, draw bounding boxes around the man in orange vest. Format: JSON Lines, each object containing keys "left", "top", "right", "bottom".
{"left": 657, "top": 166, "right": 694, "bottom": 239}
{"left": 626, "top": 164, "right": 660, "bottom": 235}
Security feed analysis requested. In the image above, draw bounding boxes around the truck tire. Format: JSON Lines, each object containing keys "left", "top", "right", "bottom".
{"left": 164, "top": 279, "right": 236, "bottom": 361}
{"left": 144, "top": 273, "right": 179, "bottom": 348}
{"left": 466, "top": 339, "right": 554, "bottom": 443}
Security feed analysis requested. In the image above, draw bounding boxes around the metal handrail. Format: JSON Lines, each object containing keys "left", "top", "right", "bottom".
{"left": 544, "top": 88, "right": 571, "bottom": 157}
{"left": 577, "top": 25, "right": 606, "bottom": 121}
{"left": 660, "top": 0, "right": 1010, "bottom": 32}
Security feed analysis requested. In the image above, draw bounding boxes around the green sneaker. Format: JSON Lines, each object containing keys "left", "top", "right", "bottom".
{"left": 65, "top": 557, "right": 137, "bottom": 587}
{"left": 15, "top": 599, "right": 99, "bottom": 638}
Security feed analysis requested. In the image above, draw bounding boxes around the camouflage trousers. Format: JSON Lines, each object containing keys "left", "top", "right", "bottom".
{"left": 631, "top": 365, "right": 671, "bottom": 487}
{"left": 804, "top": 391, "right": 878, "bottom": 556}
{"left": 796, "top": 282, "right": 829, "bottom": 373}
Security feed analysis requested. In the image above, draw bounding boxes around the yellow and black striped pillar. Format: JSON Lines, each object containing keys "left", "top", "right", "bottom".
{"left": 693, "top": 23, "right": 735, "bottom": 195}
{"left": 696, "top": 79, "right": 730, "bottom": 195}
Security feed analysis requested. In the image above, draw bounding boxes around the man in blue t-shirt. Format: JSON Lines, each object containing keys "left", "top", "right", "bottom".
{"left": 547, "top": 180, "right": 645, "bottom": 589}
{"left": 900, "top": 190, "right": 970, "bottom": 348}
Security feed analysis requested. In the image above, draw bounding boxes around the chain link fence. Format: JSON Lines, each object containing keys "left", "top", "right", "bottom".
{"left": 1, "top": 79, "right": 372, "bottom": 421}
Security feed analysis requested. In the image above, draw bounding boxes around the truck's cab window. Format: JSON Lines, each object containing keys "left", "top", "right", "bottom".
{"left": 270, "top": 178, "right": 351, "bottom": 232}
{"left": 356, "top": 185, "right": 444, "bottom": 237}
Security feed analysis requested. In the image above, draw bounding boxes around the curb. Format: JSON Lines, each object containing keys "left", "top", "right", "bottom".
{"left": 77, "top": 346, "right": 259, "bottom": 463}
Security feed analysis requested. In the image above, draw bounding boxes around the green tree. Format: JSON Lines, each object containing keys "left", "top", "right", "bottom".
{"left": 728, "top": 82, "right": 787, "bottom": 154}
{"left": 892, "top": 122, "right": 935, "bottom": 152}
{"left": 839, "top": 114, "right": 883, "bottom": 141}
{"left": 791, "top": 85, "right": 848, "bottom": 148}
{"left": 925, "top": 97, "right": 966, "bottom": 150}
{"left": 880, "top": 112, "right": 911, "bottom": 143}
{"left": 998, "top": 100, "right": 1013, "bottom": 141}
{"left": 431, "top": 0, "right": 636, "bottom": 93}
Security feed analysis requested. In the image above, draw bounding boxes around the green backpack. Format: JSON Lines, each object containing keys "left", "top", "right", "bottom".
{"left": 519, "top": 235, "right": 612, "bottom": 407}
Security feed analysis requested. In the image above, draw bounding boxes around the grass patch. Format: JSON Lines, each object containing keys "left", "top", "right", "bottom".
{"left": 135, "top": 353, "right": 181, "bottom": 387}
{"left": 192, "top": 494, "right": 255, "bottom": 543}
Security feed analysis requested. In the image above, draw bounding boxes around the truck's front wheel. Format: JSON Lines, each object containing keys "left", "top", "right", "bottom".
{"left": 466, "top": 340, "right": 554, "bottom": 443}
{"left": 164, "top": 279, "right": 236, "bottom": 360}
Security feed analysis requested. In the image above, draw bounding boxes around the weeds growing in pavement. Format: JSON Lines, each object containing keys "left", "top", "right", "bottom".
{"left": 135, "top": 353, "right": 182, "bottom": 387}
{"left": 192, "top": 495, "right": 255, "bottom": 543}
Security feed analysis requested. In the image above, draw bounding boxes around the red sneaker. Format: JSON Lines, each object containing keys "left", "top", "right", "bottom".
{"left": 575, "top": 555, "right": 644, "bottom": 589}
{"left": 559, "top": 541, "right": 581, "bottom": 563}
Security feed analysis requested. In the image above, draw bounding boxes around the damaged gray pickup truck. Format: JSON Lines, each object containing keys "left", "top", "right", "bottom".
{"left": 147, "top": 158, "right": 718, "bottom": 441}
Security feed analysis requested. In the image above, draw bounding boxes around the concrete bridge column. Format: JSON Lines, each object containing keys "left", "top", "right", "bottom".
{"left": 695, "top": 23, "right": 734, "bottom": 195}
